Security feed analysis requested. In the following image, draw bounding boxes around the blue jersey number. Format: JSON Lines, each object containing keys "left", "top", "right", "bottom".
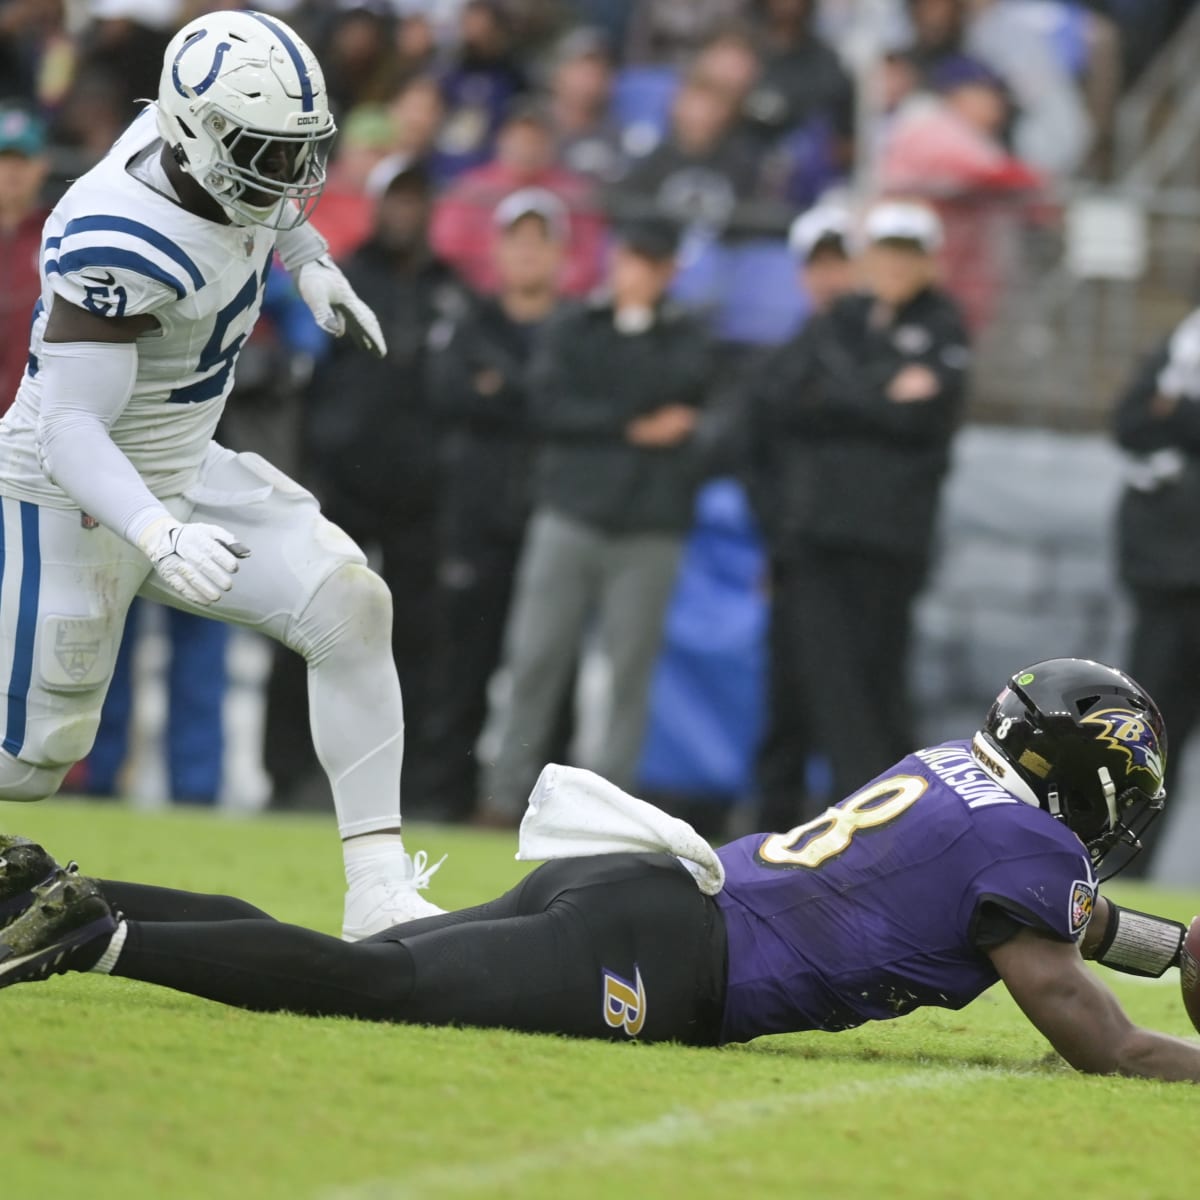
{"left": 168, "top": 270, "right": 262, "bottom": 405}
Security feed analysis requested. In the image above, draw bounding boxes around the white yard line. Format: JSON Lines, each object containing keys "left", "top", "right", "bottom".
{"left": 321, "top": 1065, "right": 1018, "bottom": 1200}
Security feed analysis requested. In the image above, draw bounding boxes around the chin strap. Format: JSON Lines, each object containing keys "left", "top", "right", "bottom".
{"left": 1094, "top": 903, "right": 1185, "bottom": 978}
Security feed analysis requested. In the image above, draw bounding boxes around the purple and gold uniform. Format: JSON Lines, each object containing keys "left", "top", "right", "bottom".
{"left": 716, "top": 739, "right": 1096, "bottom": 1044}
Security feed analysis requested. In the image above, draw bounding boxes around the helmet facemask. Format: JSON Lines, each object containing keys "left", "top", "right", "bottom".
{"left": 189, "top": 104, "right": 333, "bottom": 229}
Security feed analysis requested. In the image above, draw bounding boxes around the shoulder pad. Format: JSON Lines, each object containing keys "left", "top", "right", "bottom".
{"left": 45, "top": 214, "right": 204, "bottom": 316}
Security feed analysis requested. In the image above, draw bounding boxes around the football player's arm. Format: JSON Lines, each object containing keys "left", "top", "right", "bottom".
{"left": 276, "top": 220, "right": 386, "bottom": 358}
{"left": 988, "top": 926, "right": 1200, "bottom": 1082}
{"left": 36, "top": 300, "right": 245, "bottom": 606}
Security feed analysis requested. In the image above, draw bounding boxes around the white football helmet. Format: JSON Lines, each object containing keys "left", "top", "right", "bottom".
{"left": 157, "top": 10, "right": 335, "bottom": 230}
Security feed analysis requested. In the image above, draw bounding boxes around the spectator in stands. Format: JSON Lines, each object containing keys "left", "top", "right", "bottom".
{"left": 0, "top": 103, "right": 49, "bottom": 418}
{"left": 1112, "top": 307, "right": 1200, "bottom": 874}
{"left": 436, "top": 0, "right": 528, "bottom": 181}
{"left": 394, "top": 9, "right": 437, "bottom": 83}
{"left": 902, "top": 0, "right": 1092, "bottom": 178}
{"left": 616, "top": 66, "right": 763, "bottom": 231}
{"left": 746, "top": 0, "right": 855, "bottom": 179}
{"left": 878, "top": 56, "right": 1044, "bottom": 195}
{"left": 319, "top": 2, "right": 401, "bottom": 116}
{"left": 624, "top": 0, "right": 749, "bottom": 66}
{"left": 422, "top": 189, "right": 569, "bottom": 821}
{"left": 431, "top": 101, "right": 606, "bottom": 296}
{"left": 879, "top": 56, "right": 1045, "bottom": 334}
{"left": 479, "top": 219, "right": 712, "bottom": 824}
{"left": 693, "top": 23, "right": 761, "bottom": 106}
{"left": 0, "top": 0, "right": 68, "bottom": 105}
{"left": 747, "top": 203, "right": 856, "bottom": 829}
{"left": 744, "top": 202, "right": 968, "bottom": 806}
{"left": 53, "top": 1, "right": 177, "bottom": 170}
{"left": 272, "top": 158, "right": 464, "bottom": 810}
{"left": 547, "top": 27, "right": 626, "bottom": 186}
{"left": 386, "top": 75, "right": 454, "bottom": 187}
{"left": 310, "top": 105, "right": 398, "bottom": 261}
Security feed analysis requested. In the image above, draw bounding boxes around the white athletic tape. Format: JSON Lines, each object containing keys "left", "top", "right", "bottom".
{"left": 321, "top": 1064, "right": 1023, "bottom": 1200}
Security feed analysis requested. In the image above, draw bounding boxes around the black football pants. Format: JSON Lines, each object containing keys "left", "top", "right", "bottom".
{"left": 99, "top": 853, "right": 727, "bottom": 1045}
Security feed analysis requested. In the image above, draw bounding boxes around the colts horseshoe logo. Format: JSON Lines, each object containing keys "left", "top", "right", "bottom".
{"left": 172, "top": 29, "right": 234, "bottom": 99}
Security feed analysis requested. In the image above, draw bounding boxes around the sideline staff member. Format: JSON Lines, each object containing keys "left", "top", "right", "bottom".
{"left": 748, "top": 201, "right": 969, "bottom": 805}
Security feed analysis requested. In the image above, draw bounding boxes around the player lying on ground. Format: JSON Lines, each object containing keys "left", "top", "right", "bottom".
{"left": 2, "top": 659, "right": 1198, "bottom": 1080}
{"left": 0, "top": 10, "right": 442, "bottom": 937}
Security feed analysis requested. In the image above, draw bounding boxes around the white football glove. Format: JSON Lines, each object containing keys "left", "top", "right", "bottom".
{"left": 1158, "top": 309, "right": 1200, "bottom": 399}
{"left": 297, "top": 254, "right": 387, "bottom": 358}
{"left": 135, "top": 515, "right": 250, "bottom": 606}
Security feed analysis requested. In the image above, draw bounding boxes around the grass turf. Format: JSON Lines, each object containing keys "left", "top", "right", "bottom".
{"left": 2, "top": 799, "right": 1199, "bottom": 1200}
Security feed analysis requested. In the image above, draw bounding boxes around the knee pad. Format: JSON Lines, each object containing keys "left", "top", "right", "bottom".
{"left": 0, "top": 749, "right": 70, "bottom": 802}
{"left": 287, "top": 562, "right": 394, "bottom": 665}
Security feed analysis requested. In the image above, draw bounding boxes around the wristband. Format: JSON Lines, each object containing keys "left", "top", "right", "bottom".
{"left": 1094, "top": 903, "right": 1185, "bottom": 978}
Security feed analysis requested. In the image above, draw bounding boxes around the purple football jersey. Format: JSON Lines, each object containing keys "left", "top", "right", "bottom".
{"left": 716, "top": 739, "right": 1095, "bottom": 1044}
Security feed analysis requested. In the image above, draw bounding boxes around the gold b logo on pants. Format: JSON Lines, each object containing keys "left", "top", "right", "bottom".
{"left": 602, "top": 966, "right": 647, "bottom": 1037}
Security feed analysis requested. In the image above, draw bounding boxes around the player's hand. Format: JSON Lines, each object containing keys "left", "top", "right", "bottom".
{"left": 1158, "top": 310, "right": 1200, "bottom": 399}
{"left": 296, "top": 255, "right": 387, "bottom": 358}
{"left": 135, "top": 516, "right": 250, "bottom": 606}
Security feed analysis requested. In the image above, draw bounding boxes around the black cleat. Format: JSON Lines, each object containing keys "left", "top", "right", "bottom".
{"left": 0, "top": 872, "right": 116, "bottom": 989}
{"left": 0, "top": 836, "right": 60, "bottom": 928}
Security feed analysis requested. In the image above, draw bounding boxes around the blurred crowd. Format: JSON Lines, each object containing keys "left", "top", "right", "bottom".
{"left": 0, "top": 0, "right": 1197, "bottom": 863}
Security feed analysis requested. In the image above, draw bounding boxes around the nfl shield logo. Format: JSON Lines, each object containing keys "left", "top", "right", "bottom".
{"left": 243, "top": 232, "right": 255, "bottom": 257}
{"left": 54, "top": 624, "right": 101, "bottom": 684}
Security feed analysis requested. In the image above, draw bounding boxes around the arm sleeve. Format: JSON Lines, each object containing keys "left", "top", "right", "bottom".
{"left": 35, "top": 340, "right": 171, "bottom": 545}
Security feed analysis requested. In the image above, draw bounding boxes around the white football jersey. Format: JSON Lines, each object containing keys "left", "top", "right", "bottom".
{"left": 0, "top": 104, "right": 277, "bottom": 508}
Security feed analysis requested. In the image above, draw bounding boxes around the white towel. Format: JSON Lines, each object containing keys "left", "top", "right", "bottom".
{"left": 516, "top": 763, "right": 726, "bottom": 895}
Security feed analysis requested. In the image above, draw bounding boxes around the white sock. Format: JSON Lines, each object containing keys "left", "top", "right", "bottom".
{"left": 89, "top": 920, "right": 128, "bottom": 975}
{"left": 343, "top": 833, "right": 409, "bottom": 890}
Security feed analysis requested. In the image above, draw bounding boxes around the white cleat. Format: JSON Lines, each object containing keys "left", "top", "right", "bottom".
{"left": 341, "top": 850, "right": 447, "bottom": 941}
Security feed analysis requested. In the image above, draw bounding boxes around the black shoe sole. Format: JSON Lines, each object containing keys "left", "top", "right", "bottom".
{"left": 0, "top": 913, "right": 117, "bottom": 989}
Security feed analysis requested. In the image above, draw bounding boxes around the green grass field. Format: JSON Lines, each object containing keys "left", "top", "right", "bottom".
{"left": 2, "top": 799, "right": 1198, "bottom": 1200}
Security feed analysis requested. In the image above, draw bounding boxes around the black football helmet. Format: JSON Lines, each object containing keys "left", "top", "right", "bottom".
{"left": 977, "top": 658, "right": 1166, "bottom": 879}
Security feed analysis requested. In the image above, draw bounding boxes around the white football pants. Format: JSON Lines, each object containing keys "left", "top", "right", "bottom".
{"left": 0, "top": 444, "right": 404, "bottom": 836}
